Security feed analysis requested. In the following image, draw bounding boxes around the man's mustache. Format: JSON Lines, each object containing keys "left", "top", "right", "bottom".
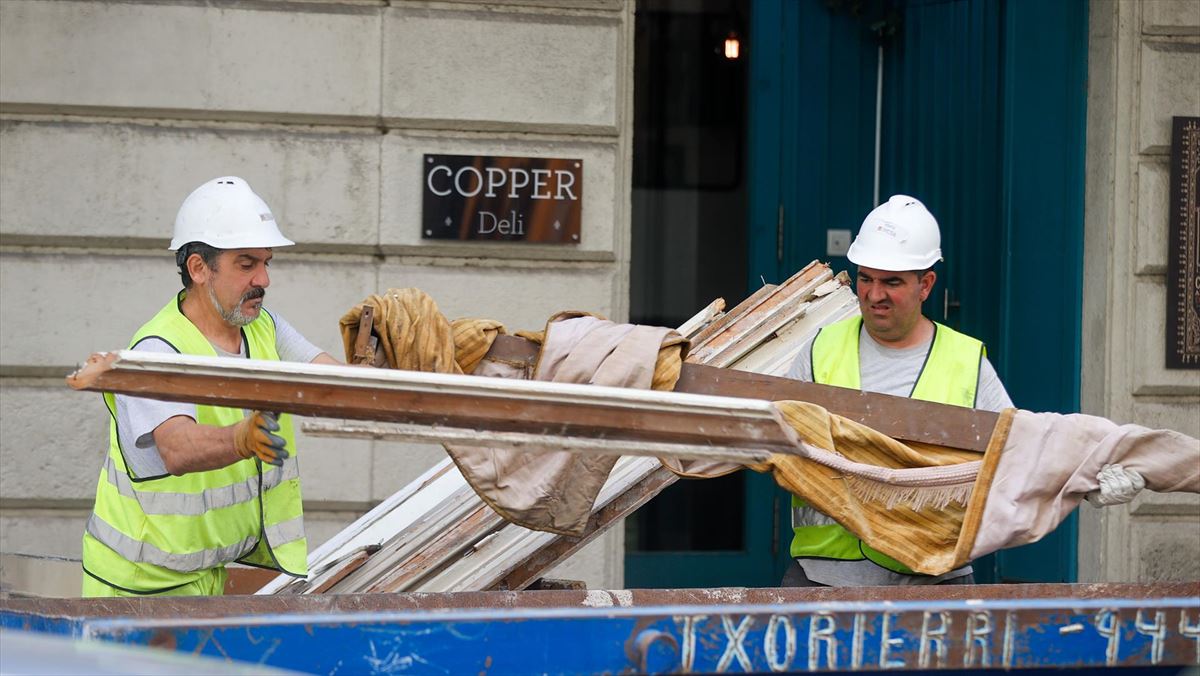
{"left": 241, "top": 287, "right": 266, "bottom": 303}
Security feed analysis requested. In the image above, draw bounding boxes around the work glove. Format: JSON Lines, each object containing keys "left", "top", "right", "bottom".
{"left": 232, "top": 411, "right": 289, "bottom": 467}
{"left": 1085, "top": 463, "right": 1145, "bottom": 507}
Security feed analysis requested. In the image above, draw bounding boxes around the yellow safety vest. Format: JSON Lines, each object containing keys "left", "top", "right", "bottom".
{"left": 82, "top": 292, "right": 307, "bottom": 595}
{"left": 790, "top": 316, "right": 983, "bottom": 574}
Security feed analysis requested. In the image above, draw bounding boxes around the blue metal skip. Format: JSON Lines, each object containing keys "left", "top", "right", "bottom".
{"left": 6, "top": 595, "right": 1198, "bottom": 674}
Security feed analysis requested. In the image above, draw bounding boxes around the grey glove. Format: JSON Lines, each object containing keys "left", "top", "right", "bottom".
{"left": 1085, "top": 463, "right": 1145, "bottom": 507}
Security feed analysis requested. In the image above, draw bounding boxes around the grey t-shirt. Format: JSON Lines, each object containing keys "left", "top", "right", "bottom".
{"left": 786, "top": 322, "right": 1014, "bottom": 587}
{"left": 114, "top": 309, "right": 324, "bottom": 478}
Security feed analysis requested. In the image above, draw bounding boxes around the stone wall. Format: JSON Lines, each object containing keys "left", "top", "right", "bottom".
{"left": 0, "top": 0, "right": 634, "bottom": 589}
{"left": 1080, "top": 0, "right": 1200, "bottom": 581}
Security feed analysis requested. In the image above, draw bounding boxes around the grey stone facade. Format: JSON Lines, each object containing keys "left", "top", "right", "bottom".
{"left": 1079, "top": 0, "right": 1200, "bottom": 582}
{"left": 0, "top": 0, "right": 634, "bottom": 589}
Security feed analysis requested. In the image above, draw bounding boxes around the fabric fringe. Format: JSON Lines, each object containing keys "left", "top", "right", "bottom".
{"left": 845, "top": 475, "right": 974, "bottom": 511}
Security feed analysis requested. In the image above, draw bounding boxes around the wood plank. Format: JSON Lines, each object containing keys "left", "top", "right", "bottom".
{"left": 434, "top": 289, "right": 864, "bottom": 593}
{"left": 729, "top": 285, "right": 859, "bottom": 375}
{"left": 70, "top": 346, "right": 997, "bottom": 453}
{"left": 688, "top": 260, "right": 823, "bottom": 351}
{"left": 411, "top": 456, "right": 660, "bottom": 592}
{"left": 302, "top": 420, "right": 775, "bottom": 465}
{"left": 675, "top": 297, "right": 726, "bottom": 338}
{"left": 368, "top": 504, "right": 505, "bottom": 593}
{"left": 67, "top": 351, "right": 800, "bottom": 453}
{"left": 480, "top": 334, "right": 996, "bottom": 452}
{"left": 674, "top": 364, "right": 997, "bottom": 452}
{"left": 261, "top": 301, "right": 735, "bottom": 596}
{"left": 494, "top": 463, "right": 677, "bottom": 591}
{"left": 334, "top": 482, "right": 485, "bottom": 593}
{"left": 258, "top": 458, "right": 460, "bottom": 595}
{"left": 688, "top": 261, "right": 829, "bottom": 360}
{"left": 701, "top": 274, "right": 839, "bottom": 368}
{"left": 308, "top": 547, "right": 378, "bottom": 595}
{"left": 688, "top": 283, "right": 776, "bottom": 349}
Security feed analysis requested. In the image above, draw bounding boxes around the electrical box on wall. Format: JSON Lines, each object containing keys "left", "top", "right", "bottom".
{"left": 826, "top": 229, "right": 851, "bottom": 257}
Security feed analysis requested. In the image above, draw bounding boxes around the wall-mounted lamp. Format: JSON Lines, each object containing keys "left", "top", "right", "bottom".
{"left": 724, "top": 32, "right": 741, "bottom": 60}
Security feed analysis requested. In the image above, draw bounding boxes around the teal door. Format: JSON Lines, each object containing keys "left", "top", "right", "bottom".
{"left": 625, "top": 472, "right": 791, "bottom": 588}
{"left": 747, "top": 0, "right": 1088, "bottom": 582}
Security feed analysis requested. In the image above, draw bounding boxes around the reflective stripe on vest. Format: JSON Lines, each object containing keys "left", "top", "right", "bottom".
{"left": 83, "top": 293, "right": 307, "bottom": 593}
{"left": 790, "top": 316, "right": 983, "bottom": 572}
{"left": 100, "top": 453, "right": 298, "bottom": 516}
{"left": 86, "top": 513, "right": 256, "bottom": 573}
{"left": 85, "top": 513, "right": 305, "bottom": 574}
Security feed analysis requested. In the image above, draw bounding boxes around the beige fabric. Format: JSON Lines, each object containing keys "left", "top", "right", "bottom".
{"left": 757, "top": 401, "right": 1199, "bottom": 575}
{"left": 451, "top": 313, "right": 685, "bottom": 536}
{"left": 338, "top": 288, "right": 504, "bottom": 375}
{"left": 519, "top": 311, "right": 685, "bottom": 392}
{"left": 342, "top": 292, "right": 686, "bottom": 537}
{"left": 968, "top": 410, "right": 1200, "bottom": 560}
{"left": 756, "top": 401, "right": 1001, "bottom": 575}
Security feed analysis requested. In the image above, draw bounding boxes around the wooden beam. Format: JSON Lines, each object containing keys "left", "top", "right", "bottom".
{"left": 483, "top": 335, "right": 997, "bottom": 452}
{"left": 675, "top": 365, "right": 998, "bottom": 453}
{"left": 728, "top": 281, "right": 858, "bottom": 375}
{"left": 494, "top": 463, "right": 676, "bottom": 591}
{"left": 303, "top": 420, "right": 775, "bottom": 465}
{"left": 696, "top": 270, "right": 834, "bottom": 368}
{"left": 69, "top": 344, "right": 997, "bottom": 454}
{"left": 67, "top": 351, "right": 802, "bottom": 454}
{"left": 688, "top": 282, "right": 776, "bottom": 349}
{"left": 411, "top": 456, "right": 663, "bottom": 592}
{"left": 257, "top": 458, "right": 461, "bottom": 595}
{"left": 675, "top": 297, "right": 726, "bottom": 339}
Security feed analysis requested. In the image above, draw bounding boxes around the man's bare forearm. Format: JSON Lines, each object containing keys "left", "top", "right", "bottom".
{"left": 154, "top": 415, "right": 244, "bottom": 475}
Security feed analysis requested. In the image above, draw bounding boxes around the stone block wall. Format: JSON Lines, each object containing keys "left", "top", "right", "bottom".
{"left": 1080, "top": 0, "right": 1200, "bottom": 581}
{"left": 0, "top": 0, "right": 634, "bottom": 589}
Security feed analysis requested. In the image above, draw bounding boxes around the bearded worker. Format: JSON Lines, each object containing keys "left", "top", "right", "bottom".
{"left": 783, "top": 194, "right": 1014, "bottom": 587}
{"left": 82, "top": 176, "right": 340, "bottom": 596}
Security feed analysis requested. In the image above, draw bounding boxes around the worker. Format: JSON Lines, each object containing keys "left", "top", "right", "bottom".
{"left": 782, "top": 195, "right": 1146, "bottom": 587}
{"left": 81, "top": 176, "right": 341, "bottom": 597}
{"left": 783, "top": 194, "right": 1012, "bottom": 587}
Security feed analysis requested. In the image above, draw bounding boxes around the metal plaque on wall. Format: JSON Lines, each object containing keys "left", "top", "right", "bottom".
{"left": 422, "top": 154, "right": 582, "bottom": 244}
{"left": 1166, "top": 117, "right": 1200, "bottom": 369}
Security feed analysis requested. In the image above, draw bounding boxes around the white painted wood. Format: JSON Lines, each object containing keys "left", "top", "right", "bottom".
{"left": 703, "top": 272, "right": 835, "bottom": 368}
{"left": 730, "top": 286, "right": 859, "bottom": 376}
{"left": 83, "top": 349, "right": 793, "bottom": 419}
{"left": 301, "top": 420, "right": 777, "bottom": 464}
{"left": 411, "top": 456, "right": 657, "bottom": 592}
{"left": 334, "top": 482, "right": 487, "bottom": 592}
{"left": 257, "top": 458, "right": 463, "bottom": 594}
{"left": 676, "top": 298, "right": 725, "bottom": 338}
{"left": 687, "top": 272, "right": 826, "bottom": 366}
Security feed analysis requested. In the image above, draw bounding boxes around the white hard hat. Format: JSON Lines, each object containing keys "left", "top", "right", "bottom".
{"left": 168, "top": 176, "right": 294, "bottom": 250}
{"left": 846, "top": 194, "right": 942, "bottom": 271}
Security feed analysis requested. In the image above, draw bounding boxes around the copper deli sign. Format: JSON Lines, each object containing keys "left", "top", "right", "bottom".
{"left": 422, "top": 154, "right": 582, "bottom": 244}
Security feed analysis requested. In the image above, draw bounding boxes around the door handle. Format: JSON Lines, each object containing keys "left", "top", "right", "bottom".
{"left": 943, "top": 288, "right": 961, "bottom": 319}
{"left": 776, "top": 203, "right": 785, "bottom": 264}
{"left": 771, "top": 495, "right": 780, "bottom": 557}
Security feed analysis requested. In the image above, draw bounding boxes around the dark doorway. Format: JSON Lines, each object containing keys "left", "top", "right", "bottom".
{"left": 630, "top": 0, "right": 750, "bottom": 329}
{"left": 627, "top": 0, "right": 778, "bottom": 588}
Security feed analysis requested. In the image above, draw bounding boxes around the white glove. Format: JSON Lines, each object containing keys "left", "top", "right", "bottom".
{"left": 1085, "top": 463, "right": 1145, "bottom": 507}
